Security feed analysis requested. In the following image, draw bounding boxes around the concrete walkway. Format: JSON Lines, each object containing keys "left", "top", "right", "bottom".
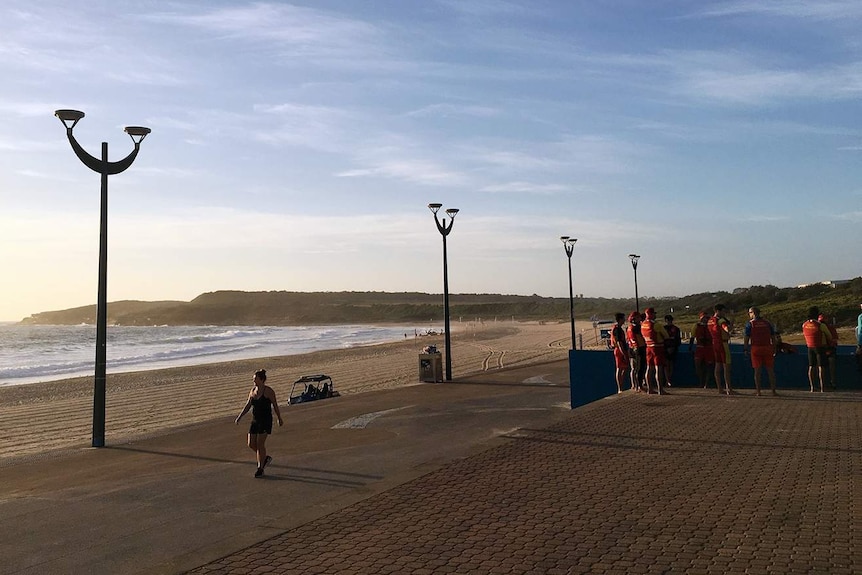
{"left": 4, "top": 361, "right": 862, "bottom": 574}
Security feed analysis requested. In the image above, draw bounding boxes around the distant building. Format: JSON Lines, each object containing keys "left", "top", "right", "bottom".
{"left": 795, "top": 280, "right": 852, "bottom": 289}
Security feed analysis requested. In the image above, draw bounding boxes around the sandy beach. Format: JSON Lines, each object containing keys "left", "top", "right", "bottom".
{"left": 0, "top": 320, "right": 586, "bottom": 462}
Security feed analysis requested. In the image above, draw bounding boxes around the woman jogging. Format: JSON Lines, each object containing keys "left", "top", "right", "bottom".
{"left": 235, "top": 368, "right": 283, "bottom": 478}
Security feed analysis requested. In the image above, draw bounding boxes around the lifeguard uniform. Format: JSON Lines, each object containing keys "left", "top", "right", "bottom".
{"left": 611, "top": 324, "right": 628, "bottom": 369}
{"left": 708, "top": 314, "right": 731, "bottom": 365}
{"left": 745, "top": 318, "right": 775, "bottom": 368}
{"left": 692, "top": 319, "right": 715, "bottom": 363}
{"left": 802, "top": 319, "right": 833, "bottom": 367}
{"left": 641, "top": 316, "right": 669, "bottom": 366}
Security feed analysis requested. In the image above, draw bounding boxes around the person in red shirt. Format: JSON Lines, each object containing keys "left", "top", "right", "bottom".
{"left": 743, "top": 307, "right": 777, "bottom": 396}
{"left": 610, "top": 312, "right": 629, "bottom": 393}
{"left": 802, "top": 306, "right": 834, "bottom": 392}
{"left": 819, "top": 313, "right": 839, "bottom": 390}
{"left": 689, "top": 310, "right": 716, "bottom": 389}
{"left": 707, "top": 303, "right": 733, "bottom": 395}
{"left": 640, "top": 307, "right": 669, "bottom": 394}
{"left": 627, "top": 312, "right": 646, "bottom": 391}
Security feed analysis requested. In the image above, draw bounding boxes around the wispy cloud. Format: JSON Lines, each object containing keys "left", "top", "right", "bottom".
{"left": 832, "top": 210, "right": 862, "bottom": 221}
{"left": 406, "top": 103, "right": 500, "bottom": 118}
{"left": 336, "top": 158, "right": 465, "bottom": 186}
{"left": 478, "top": 182, "right": 569, "bottom": 194}
{"left": 742, "top": 215, "right": 791, "bottom": 222}
{"left": 690, "top": 0, "right": 862, "bottom": 21}
{"left": 143, "top": 3, "right": 386, "bottom": 65}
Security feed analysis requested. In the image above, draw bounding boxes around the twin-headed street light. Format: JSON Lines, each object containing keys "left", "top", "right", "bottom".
{"left": 628, "top": 253, "right": 641, "bottom": 313}
{"left": 560, "top": 236, "right": 577, "bottom": 350}
{"left": 55, "top": 109, "right": 150, "bottom": 448}
{"left": 428, "top": 203, "right": 459, "bottom": 381}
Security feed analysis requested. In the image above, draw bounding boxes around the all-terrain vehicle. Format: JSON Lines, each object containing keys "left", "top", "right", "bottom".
{"left": 288, "top": 374, "right": 340, "bottom": 405}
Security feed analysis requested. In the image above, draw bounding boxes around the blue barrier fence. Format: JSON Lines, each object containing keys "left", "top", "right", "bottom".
{"left": 569, "top": 344, "right": 862, "bottom": 409}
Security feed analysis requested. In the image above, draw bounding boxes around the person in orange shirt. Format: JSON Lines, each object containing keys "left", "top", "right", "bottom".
{"left": 707, "top": 303, "right": 733, "bottom": 395}
{"left": 689, "top": 310, "right": 716, "bottom": 389}
{"left": 640, "top": 307, "right": 669, "bottom": 394}
{"left": 802, "top": 306, "right": 834, "bottom": 392}
{"left": 610, "top": 312, "right": 629, "bottom": 393}
{"left": 743, "top": 307, "right": 777, "bottom": 396}
{"left": 819, "top": 313, "right": 839, "bottom": 390}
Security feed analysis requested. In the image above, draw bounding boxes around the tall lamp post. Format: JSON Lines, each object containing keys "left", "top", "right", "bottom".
{"left": 560, "top": 236, "right": 577, "bottom": 349}
{"left": 55, "top": 109, "right": 151, "bottom": 448}
{"left": 628, "top": 253, "right": 641, "bottom": 312}
{"left": 428, "top": 203, "right": 459, "bottom": 381}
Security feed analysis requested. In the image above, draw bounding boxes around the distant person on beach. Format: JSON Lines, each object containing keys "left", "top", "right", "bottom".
{"left": 819, "top": 313, "right": 839, "bottom": 389}
{"left": 663, "top": 314, "right": 681, "bottom": 386}
{"left": 627, "top": 312, "right": 646, "bottom": 391}
{"left": 235, "top": 368, "right": 284, "bottom": 478}
{"left": 743, "top": 307, "right": 777, "bottom": 396}
{"left": 689, "top": 311, "right": 715, "bottom": 389}
{"left": 708, "top": 304, "right": 733, "bottom": 395}
{"left": 610, "top": 312, "right": 629, "bottom": 393}
{"left": 802, "top": 307, "right": 833, "bottom": 393}
{"left": 640, "top": 307, "right": 668, "bottom": 394}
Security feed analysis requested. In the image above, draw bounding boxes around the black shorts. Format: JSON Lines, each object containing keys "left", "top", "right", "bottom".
{"left": 807, "top": 347, "right": 826, "bottom": 367}
{"left": 249, "top": 419, "right": 273, "bottom": 435}
{"left": 665, "top": 347, "right": 678, "bottom": 362}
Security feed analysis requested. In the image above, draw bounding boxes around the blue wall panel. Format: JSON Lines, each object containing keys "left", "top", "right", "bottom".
{"left": 569, "top": 345, "right": 862, "bottom": 409}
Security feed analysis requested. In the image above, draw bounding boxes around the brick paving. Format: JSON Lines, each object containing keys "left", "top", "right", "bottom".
{"left": 186, "top": 390, "right": 862, "bottom": 574}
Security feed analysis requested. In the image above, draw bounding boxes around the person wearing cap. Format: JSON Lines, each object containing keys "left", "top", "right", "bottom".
{"left": 743, "top": 307, "right": 778, "bottom": 396}
{"left": 626, "top": 311, "right": 646, "bottom": 391}
{"left": 802, "top": 306, "right": 833, "bottom": 392}
{"left": 819, "top": 313, "right": 839, "bottom": 389}
{"left": 610, "top": 312, "right": 629, "bottom": 393}
{"left": 689, "top": 310, "right": 716, "bottom": 389}
{"left": 707, "top": 303, "right": 733, "bottom": 395}
{"left": 640, "top": 307, "right": 669, "bottom": 394}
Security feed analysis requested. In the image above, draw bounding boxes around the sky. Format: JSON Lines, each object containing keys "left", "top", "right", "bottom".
{"left": 1, "top": 0, "right": 861, "bottom": 321}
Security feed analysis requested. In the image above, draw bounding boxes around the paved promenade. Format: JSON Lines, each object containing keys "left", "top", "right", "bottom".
{"left": 188, "top": 381, "right": 862, "bottom": 574}
{"left": 4, "top": 361, "right": 862, "bottom": 574}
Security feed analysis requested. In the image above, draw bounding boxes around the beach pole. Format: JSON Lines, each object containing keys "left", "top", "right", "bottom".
{"left": 428, "top": 203, "right": 459, "bottom": 382}
{"left": 55, "top": 110, "right": 150, "bottom": 448}
{"left": 561, "top": 237, "right": 577, "bottom": 350}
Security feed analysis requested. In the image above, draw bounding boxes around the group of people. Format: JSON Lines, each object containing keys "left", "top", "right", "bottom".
{"left": 610, "top": 302, "right": 858, "bottom": 396}
{"left": 609, "top": 307, "right": 682, "bottom": 395}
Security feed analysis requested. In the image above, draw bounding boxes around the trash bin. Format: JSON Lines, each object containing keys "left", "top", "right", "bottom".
{"left": 419, "top": 353, "right": 443, "bottom": 382}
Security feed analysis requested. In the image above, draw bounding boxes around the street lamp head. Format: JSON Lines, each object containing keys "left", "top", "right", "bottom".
{"left": 428, "top": 203, "right": 443, "bottom": 214}
{"left": 124, "top": 126, "right": 151, "bottom": 145}
{"left": 445, "top": 208, "right": 459, "bottom": 218}
{"left": 629, "top": 253, "right": 640, "bottom": 268}
{"left": 55, "top": 109, "right": 85, "bottom": 130}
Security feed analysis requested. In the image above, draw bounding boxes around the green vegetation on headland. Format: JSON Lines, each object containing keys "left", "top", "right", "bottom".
{"left": 19, "top": 279, "right": 862, "bottom": 333}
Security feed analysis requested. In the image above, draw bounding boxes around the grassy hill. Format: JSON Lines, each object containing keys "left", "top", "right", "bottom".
{"left": 19, "top": 278, "right": 862, "bottom": 334}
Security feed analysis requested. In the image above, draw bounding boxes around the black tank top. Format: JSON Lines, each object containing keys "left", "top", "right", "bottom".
{"left": 251, "top": 389, "right": 272, "bottom": 421}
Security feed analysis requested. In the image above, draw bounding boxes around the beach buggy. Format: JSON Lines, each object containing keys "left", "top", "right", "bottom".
{"left": 288, "top": 374, "right": 340, "bottom": 405}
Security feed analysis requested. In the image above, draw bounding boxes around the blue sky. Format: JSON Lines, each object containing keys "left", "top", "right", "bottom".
{"left": 1, "top": 1, "right": 861, "bottom": 321}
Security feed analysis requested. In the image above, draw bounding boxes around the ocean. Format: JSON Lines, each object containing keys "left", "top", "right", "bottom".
{"left": 0, "top": 323, "right": 419, "bottom": 387}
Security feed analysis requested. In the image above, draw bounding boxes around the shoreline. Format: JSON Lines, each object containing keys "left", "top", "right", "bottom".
{"left": 0, "top": 320, "right": 579, "bottom": 462}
